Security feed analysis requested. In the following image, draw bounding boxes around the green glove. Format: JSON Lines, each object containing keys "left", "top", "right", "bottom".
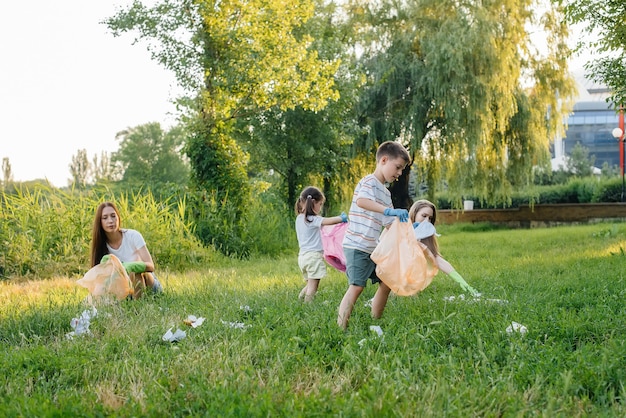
{"left": 100, "top": 254, "right": 111, "bottom": 264}
{"left": 122, "top": 261, "right": 147, "bottom": 274}
{"left": 448, "top": 270, "right": 479, "bottom": 297}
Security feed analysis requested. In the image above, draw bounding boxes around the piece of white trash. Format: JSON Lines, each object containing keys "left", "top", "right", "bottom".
{"left": 66, "top": 307, "right": 98, "bottom": 340}
{"left": 506, "top": 321, "right": 528, "bottom": 334}
{"left": 221, "top": 320, "right": 249, "bottom": 330}
{"left": 163, "top": 327, "right": 187, "bottom": 342}
{"left": 369, "top": 325, "right": 384, "bottom": 337}
{"left": 184, "top": 315, "right": 205, "bottom": 328}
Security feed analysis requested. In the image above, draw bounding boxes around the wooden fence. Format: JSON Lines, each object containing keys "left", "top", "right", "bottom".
{"left": 438, "top": 203, "right": 626, "bottom": 228}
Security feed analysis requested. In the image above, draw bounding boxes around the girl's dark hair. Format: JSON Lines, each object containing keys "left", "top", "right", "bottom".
{"left": 90, "top": 202, "right": 121, "bottom": 267}
{"left": 294, "top": 186, "right": 325, "bottom": 223}
{"left": 409, "top": 199, "right": 439, "bottom": 256}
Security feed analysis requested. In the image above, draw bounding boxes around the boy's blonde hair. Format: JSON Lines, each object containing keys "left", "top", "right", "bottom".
{"left": 376, "top": 141, "right": 411, "bottom": 164}
{"left": 409, "top": 199, "right": 439, "bottom": 256}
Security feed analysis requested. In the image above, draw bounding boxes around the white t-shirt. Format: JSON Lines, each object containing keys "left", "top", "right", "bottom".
{"left": 342, "top": 174, "right": 394, "bottom": 254}
{"left": 106, "top": 229, "right": 147, "bottom": 262}
{"left": 295, "top": 214, "right": 324, "bottom": 255}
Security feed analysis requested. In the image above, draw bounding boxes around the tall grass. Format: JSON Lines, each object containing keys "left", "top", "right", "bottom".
{"left": 0, "top": 185, "right": 217, "bottom": 280}
{"left": 1, "top": 222, "right": 625, "bottom": 416}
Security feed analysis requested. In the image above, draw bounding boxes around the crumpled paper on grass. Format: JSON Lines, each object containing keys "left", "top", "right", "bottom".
{"left": 183, "top": 315, "right": 205, "bottom": 328}
{"left": 370, "top": 219, "right": 439, "bottom": 296}
{"left": 66, "top": 307, "right": 98, "bottom": 340}
{"left": 76, "top": 255, "right": 133, "bottom": 300}
{"left": 506, "top": 321, "right": 528, "bottom": 334}
{"left": 221, "top": 320, "right": 250, "bottom": 330}
{"left": 358, "top": 325, "right": 385, "bottom": 347}
{"left": 163, "top": 327, "right": 187, "bottom": 342}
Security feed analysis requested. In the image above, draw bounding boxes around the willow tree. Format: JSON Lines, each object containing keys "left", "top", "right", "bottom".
{"left": 106, "top": 0, "right": 339, "bottom": 255}
{"left": 347, "top": 0, "right": 576, "bottom": 207}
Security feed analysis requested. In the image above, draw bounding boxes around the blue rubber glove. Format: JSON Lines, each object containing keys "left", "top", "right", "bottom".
{"left": 122, "top": 261, "right": 147, "bottom": 274}
{"left": 384, "top": 208, "right": 409, "bottom": 222}
{"left": 100, "top": 254, "right": 111, "bottom": 264}
{"left": 340, "top": 212, "right": 348, "bottom": 223}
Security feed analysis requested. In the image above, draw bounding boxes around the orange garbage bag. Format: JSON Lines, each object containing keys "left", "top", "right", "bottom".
{"left": 321, "top": 222, "right": 348, "bottom": 272}
{"left": 370, "top": 219, "right": 439, "bottom": 296}
{"left": 76, "top": 255, "right": 133, "bottom": 300}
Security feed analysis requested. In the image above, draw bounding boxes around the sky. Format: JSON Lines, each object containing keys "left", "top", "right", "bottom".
{"left": 1, "top": 2, "right": 591, "bottom": 188}
{"left": 1, "top": 1, "right": 177, "bottom": 187}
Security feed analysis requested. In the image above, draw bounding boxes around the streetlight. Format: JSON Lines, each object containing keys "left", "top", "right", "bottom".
{"left": 612, "top": 105, "right": 625, "bottom": 202}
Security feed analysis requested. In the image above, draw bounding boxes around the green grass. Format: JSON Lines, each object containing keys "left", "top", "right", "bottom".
{"left": 1, "top": 222, "right": 626, "bottom": 416}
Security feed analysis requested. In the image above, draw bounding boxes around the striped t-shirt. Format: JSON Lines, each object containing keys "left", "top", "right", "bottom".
{"left": 342, "top": 174, "right": 394, "bottom": 254}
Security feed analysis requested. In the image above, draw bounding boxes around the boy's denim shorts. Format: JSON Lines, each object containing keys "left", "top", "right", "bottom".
{"left": 343, "top": 247, "right": 380, "bottom": 287}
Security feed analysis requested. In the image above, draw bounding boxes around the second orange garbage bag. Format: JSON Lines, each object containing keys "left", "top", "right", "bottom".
{"left": 370, "top": 219, "right": 438, "bottom": 296}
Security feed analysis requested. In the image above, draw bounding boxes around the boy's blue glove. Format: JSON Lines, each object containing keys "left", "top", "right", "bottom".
{"left": 122, "top": 261, "right": 147, "bottom": 274}
{"left": 100, "top": 254, "right": 111, "bottom": 264}
{"left": 384, "top": 208, "right": 409, "bottom": 222}
{"left": 340, "top": 212, "right": 348, "bottom": 223}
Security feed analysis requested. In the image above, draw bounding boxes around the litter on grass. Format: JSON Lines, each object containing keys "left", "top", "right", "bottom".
{"left": 443, "top": 294, "right": 508, "bottom": 304}
{"left": 183, "top": 315, "right": 205, "bottom": 328}
{"left": 506, "top": 321, "right": 528, "bottom": 334}
{"left": 221, "top": 320, "right": 250, "bottom": 330}
{"left": 163, "top": 327, "right": 187, "bottom": 342}
{"left": 66, "top": 307, "right": 98, "bottom": 340}
{"left": 370, "top": 325, "right": 384, "bottom": 337}
{"left": 358, "top": 325, "right": 385, "bottom": 347}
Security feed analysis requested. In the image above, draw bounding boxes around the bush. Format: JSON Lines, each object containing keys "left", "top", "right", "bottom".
{"left": 432, "top": 177, "right": 623, "bottom": 208}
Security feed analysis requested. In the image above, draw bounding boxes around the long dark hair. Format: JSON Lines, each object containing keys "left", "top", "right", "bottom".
{"left": 90, "top": 202, "right": 121, "bottom": 267}
{"left": 294, "top": 186, "right": 325, "bottom": 223}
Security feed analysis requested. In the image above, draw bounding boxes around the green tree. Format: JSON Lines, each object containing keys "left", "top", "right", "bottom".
{"left": 112, "top": 122, "right": 189, "bottom": 187}
{"left": 239, "top": 0, "right": 361, "bottom": 210}
{"left": 69, "top": 149, "right": 90, "bottom": 189}
{"left": 347, "top": 0, "right": 576, "bottom": 207}
{"left": 567, "top": 142, "right": 595, "bottom": 177}
{"left": 92, "top": 151, "right": 119, "bottom": 183}
{"left": 106, "top": 0, "right": 340, "bottom": 255}
{"left": 559, "top": 0, "right": 626, "bottom": 106}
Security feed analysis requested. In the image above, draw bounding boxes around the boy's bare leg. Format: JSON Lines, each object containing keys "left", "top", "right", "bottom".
{"left": 337, "top": 285, "right": 364, "bottom": 329}
{"left": 304, "top": 279, "right": 320, "bottom": 302}
{"left": 299, "top": 285, "right": 307, "bottom": 300}
{"left": 371, "top": 281, "right": 392, "bottom": 319}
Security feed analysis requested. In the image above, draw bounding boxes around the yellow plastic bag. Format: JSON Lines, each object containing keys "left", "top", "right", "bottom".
{"left": 76, "top": 255, "right": 133, "bottom": 300}
{"left": 370, "top": 219, "right": 439, "bottom": 296}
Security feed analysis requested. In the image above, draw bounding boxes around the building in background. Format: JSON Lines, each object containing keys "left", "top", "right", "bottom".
{"left": 553, "top": 72, "right": 620, "bottom": 171}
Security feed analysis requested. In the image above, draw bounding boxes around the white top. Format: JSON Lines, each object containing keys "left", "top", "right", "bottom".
{"left": 106, "top": 229, "right": 147, "bottom": 262}
{"left": 295, "top": 214, "right": 324, "bottom": 254}
{"left": 343, "top": 174, "right": 394, "bottom": 254}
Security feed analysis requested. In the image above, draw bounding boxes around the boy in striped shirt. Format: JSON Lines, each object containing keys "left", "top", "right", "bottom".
{"left": 337, "top": 141, "right": 411, "bottom": 329}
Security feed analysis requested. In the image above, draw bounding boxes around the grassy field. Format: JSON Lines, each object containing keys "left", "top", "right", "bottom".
{"left": 1, "top": 222, "right": 625, "bottom": 417}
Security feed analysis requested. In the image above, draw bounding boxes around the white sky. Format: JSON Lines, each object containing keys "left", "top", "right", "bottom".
{"left": 0, "top": 2, "right": 591, "bottom": 187}
{"left": 1, "top": 1, "right": 177, "bottom": 187}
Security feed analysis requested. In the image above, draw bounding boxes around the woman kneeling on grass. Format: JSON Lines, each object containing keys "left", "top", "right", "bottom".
{"left": 90, "top": 202, "right": 163, "bottom": 299}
